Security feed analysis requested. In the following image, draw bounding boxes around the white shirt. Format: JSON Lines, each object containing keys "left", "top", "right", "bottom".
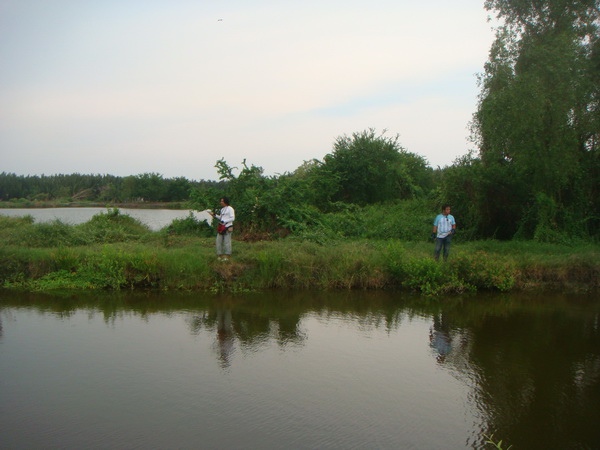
{"left": 216, "top": 206, "right": 235, "bottom": 228}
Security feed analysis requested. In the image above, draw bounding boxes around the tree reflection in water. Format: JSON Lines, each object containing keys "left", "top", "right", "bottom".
{"left": 424, "top": 292, "right": 600, "bottom": 449}
{"left": 187, "top": 295, "right": 308, "bottom": 370}
{"left": 1, "top": 289, "right": 598, "bottom": 448}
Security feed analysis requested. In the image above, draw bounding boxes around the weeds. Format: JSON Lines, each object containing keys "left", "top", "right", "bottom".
{"left": 484, "top": 434, "right": 512, "bottom": 450}
{"left": 1, "top": 215, "right": 598, "bottom": 293}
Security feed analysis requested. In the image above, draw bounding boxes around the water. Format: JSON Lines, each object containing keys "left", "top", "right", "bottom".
{"left": 0, "top": 207, "right": 211, "bottom": 231}
{"left": 1, "top": 290, "right": 598, "bottom": 449}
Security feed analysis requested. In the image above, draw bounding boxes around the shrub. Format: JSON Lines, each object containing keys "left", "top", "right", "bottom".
{"left": 164, "top": 212, "right": 213, "bottom": 237}
{"left": 21, "top": 220, "right": 87, "bottom": 247}
{"left": 77, "top": 208, "right": 151, "bottom": 243}
{"left": 453, "top": 252, "right": 515, "bottom": 291}
{"left": 398, "top": 258, "right": 470, "bottom": 295}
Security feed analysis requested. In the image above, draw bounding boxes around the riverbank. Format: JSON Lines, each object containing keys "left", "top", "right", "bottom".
{"left": 1, "top": 232, "right": 598, "bottom": 294}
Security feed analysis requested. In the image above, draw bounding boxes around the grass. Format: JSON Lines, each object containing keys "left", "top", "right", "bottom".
{"left": 0, "top": 215, "right": 598, "bottom": 293}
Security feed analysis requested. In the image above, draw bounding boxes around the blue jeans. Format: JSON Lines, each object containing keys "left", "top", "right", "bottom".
{"left": 434, "top": 235, "right": 452, "bottom": 261}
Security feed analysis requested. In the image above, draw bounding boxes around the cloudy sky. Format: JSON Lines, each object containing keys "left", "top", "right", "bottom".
{"left": 1, "top": 0, "right": 497, "bottom": 181}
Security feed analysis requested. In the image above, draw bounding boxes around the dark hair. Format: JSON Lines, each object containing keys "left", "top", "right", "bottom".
{"left": 221, "top": 197, "right": 230, "bottom": 206}
{"left": 441, "top": 204, "right": 451, "bottom": 211}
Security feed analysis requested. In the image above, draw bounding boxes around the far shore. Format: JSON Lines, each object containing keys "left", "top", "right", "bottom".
{"left": 0, "top": 200, "right": 187, "bottom": 209}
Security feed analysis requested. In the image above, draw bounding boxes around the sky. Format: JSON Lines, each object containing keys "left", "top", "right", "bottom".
{"left": 0, "top": 0, "right": 498, "bottom": 181}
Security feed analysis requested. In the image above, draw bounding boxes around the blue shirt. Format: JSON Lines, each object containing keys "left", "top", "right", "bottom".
{"left": 433, "top": 214, "right": 455, "bottom": 238}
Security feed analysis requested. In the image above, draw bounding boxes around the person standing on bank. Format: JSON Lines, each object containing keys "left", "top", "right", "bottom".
{"left": 211, "top": 197, "right": 235, "bottom": 261}
{"left": 432, "top": 204, "right": 456, "bottom": 262}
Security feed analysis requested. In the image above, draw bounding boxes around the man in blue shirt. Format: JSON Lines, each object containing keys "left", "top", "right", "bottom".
{"left": 432, "top": 204, "right": 456, "bottom": 262}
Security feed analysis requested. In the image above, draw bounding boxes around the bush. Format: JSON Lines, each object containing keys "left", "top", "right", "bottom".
{"left": 397, "top": 258, "right": 470, "bottom": 295}
{"left": 21, "top": 220, "right": 87, "bottom": 247}
{"left": 77, "top": 208, "right": 151, "bottom": 243}
{"left": 164, "top": 212, "right": 213, "bottom": 237}
{"left": 453, "top": 252, "right": 515, "bottom": 291}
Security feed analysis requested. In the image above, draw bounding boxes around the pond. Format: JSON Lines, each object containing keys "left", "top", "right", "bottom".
{"left": 1, "top": 290, "right": 598, "bottom": 449}
{"left": 0, "top": 208, "right": 211, "bottom": 231}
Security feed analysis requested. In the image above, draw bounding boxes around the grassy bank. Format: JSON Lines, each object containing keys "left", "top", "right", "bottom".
{"left": 1, "top": 215, "right": 598, "bottom": 294}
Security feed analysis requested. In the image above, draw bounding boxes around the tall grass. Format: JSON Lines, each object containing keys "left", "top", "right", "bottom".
{"left": 1, "top": 213, "right": 598, "bottom": 293}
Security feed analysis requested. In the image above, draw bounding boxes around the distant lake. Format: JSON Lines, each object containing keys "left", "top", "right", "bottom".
{"left": 0, "top": 207, "right": 211, "bottom": 231}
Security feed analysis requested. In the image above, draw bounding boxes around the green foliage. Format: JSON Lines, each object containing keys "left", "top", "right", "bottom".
{"left": 395, "top": 258, "right": 468, "bottom": 295}
{"left": 296, "top": 199, "right": 435, "bottom": 241}
{"left": 20, "top": 220, "right": 87, "bottom": 247}
{"left": 470, "top": 0, "right": 600, "bottom": 240}
{"left": 164, "top": 212, "right": 213, "bottom": 237}
{"left": 381, "top": 240, "right": 407, "bottom": 279}
{"left": 453, "top": 252, "right": 515, "bottom": 291}
{"left": 77, "top": 208, "right": 151, "bottom": 243}
{"left": 189, "top": 158, "right": 328, "bottom": 235}
{"left": 2, "top": 219, "right": 599, "bottom": 292}
{"left": 0, "top": 209, "right": 152, "bottom": 248}
{"left": 11, "top": 247, "right": 162, "bottom": 291}
{"left": 321, "top": 129, "right": 432, "bottom": 205}
{"left": 0, "top": 172, "right": 223, "bottom": 203}
{"left": 157, "top": 248, "right": 214, "bottom": 289}
{"left": 187, "top": 129, "right": 434, "bottom": 237}
{"left": 484, "top": 433, "right": 512, "bottom": 450}
{"left": 0, "top": 215, "right": 34, "bottom": 228}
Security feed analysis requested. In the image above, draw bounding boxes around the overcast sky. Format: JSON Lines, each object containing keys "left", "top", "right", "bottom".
{"left": 1, "top": 0, "right": 497, "bottom": 181}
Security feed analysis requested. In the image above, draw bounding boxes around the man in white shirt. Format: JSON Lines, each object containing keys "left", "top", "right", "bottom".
{"left": 211, "top": 197, "right": 235, "bottom": 260}
{"left": 432, "top": 205, "right": 456, "bottom": 262}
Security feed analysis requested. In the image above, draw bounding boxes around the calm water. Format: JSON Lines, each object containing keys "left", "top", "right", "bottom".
{"left": 0, "top": 290, "right": 598, "bottom": 449}
{"left": 0, "top": 208, "right": 211, "bottom": 231}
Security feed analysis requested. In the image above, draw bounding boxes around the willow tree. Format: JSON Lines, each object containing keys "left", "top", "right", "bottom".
{"left": 473, "top": 0, "right": 599, "bottom": 239}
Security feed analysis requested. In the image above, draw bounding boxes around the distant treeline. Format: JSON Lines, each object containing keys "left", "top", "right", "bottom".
{"left": 0, "top": 172, "right": 226, "bottom": 203}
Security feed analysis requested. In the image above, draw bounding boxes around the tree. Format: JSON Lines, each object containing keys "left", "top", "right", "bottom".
{"left": 321, "top": 129, "right": 432, "bottom": 205}
{"left": 472, "top": 0, "right": 600, "bottom": 239}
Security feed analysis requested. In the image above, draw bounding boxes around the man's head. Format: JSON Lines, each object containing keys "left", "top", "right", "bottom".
{"left": 441, "top": 204, "right": 451, "bottom": 215}
{"left": 220, "top": 197, "right": 230, "bottom": 206}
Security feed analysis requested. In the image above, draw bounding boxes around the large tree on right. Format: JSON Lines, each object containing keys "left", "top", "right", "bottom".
{"left": 472, "top": 0, "right": 599, "bottom": 240}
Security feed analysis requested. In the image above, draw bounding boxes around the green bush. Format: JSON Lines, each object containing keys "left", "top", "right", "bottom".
{"left": 21, "top": 220, "right": 87, "bottom": 247}
{"left": 164, "top": 212, "right": 213, "bottom": 237}
{"left": 78, "top": 208, "right": 150, "bottom": 243}
{"left": 397, "top": 258, "right": 471, "bottom": 295}
{"left": 453, "top": 252, "right": 515, "bottom": 291}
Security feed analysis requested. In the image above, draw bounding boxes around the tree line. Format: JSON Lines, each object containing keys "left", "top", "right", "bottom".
{"left": 0, "top": 172, "right": 225, "bottom": 203}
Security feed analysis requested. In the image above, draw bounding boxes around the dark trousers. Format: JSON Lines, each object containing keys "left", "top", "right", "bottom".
{"left": 434, "top": 235, "right": 452, "bottom": 261}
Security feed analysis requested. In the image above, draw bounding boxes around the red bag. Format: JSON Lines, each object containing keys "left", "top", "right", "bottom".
{"left": 217, "top": 223, "right": 227, "bottom": 235}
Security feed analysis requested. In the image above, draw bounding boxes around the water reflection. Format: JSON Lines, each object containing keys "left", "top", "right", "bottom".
{"left": 421, "top": 292, "right": 600, "bottom": 448}
{"left": 429, "top": 313, "right": 452, "bottom": 363}
{"left": 1, "top": 290, "right": 599, "bottom": 448}
{"left": 187, "top": 295, "right": 308, "bottom": 370}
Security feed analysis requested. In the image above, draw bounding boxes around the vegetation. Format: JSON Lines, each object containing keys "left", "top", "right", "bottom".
{"left": 1, "top": 0, "right": 598, "bottom": 292}
{"left": 0, "top": 172, "right": 225, "bottom": 205}
{"left": 484, "top": 434, "right": 512, "bottom": 450}
{"left": 187, "top": 130, "right": 436, "bottom": 236}
{"left": 1, "top": 214, "right": 598, "bottom": 293}
{"left": 449, "top": 0, "right": 600, "bottom": 240}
